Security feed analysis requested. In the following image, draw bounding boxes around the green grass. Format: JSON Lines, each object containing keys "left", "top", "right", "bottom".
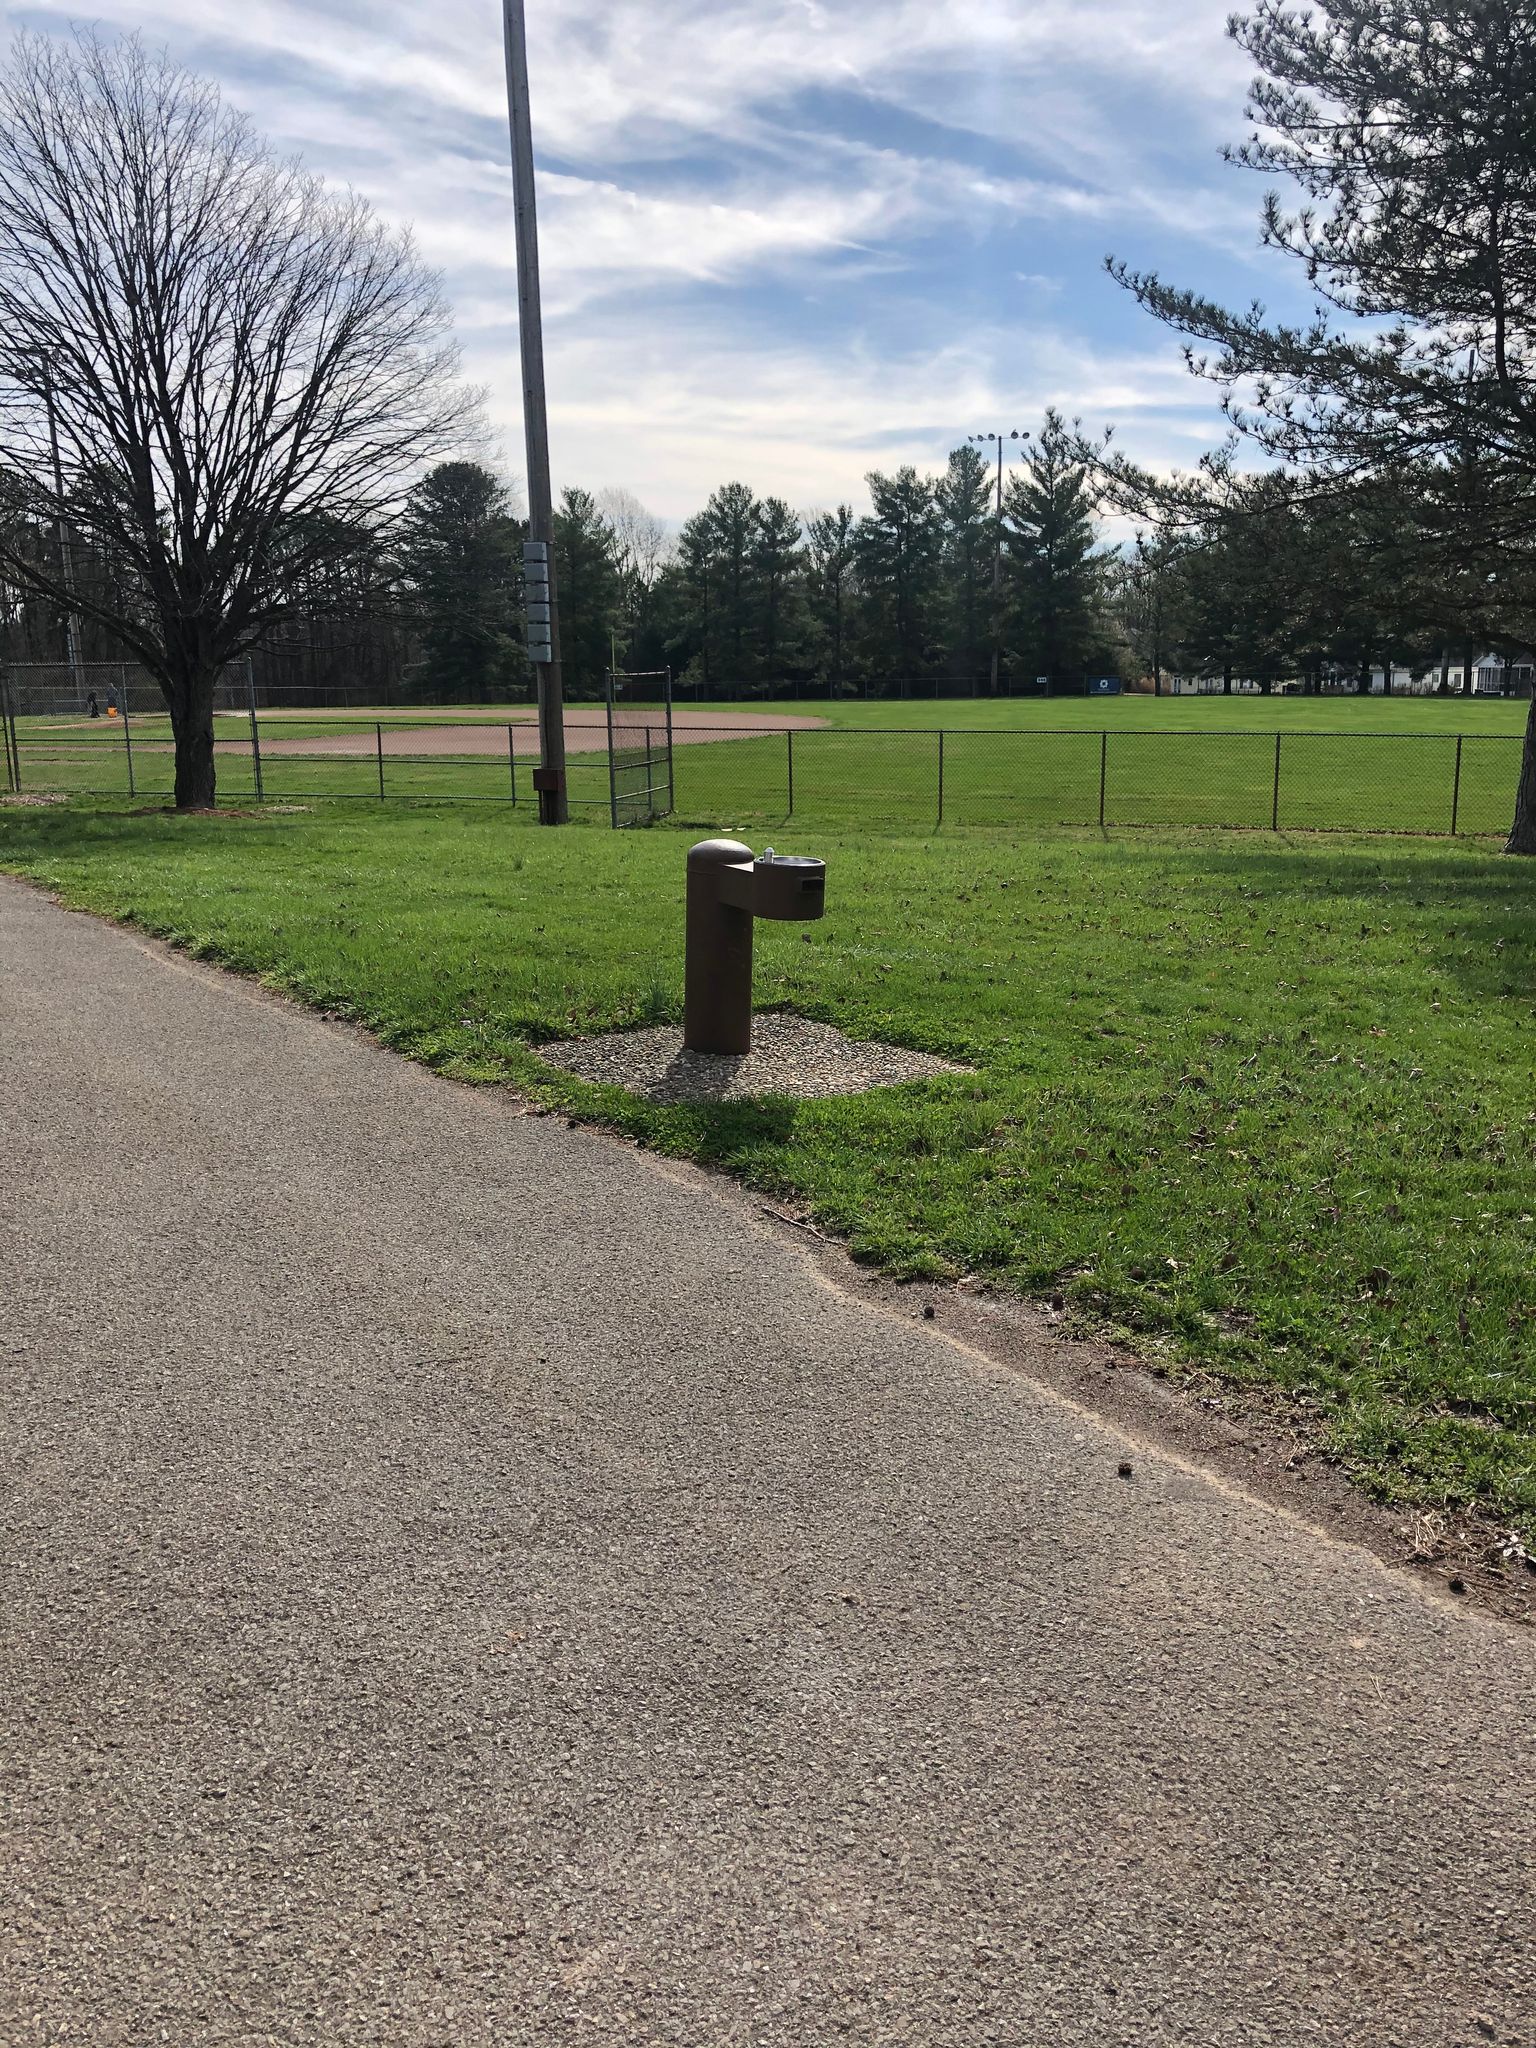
{"left": 682, "top": 690, "right": 1534, "bottom": 734}
{"left": 10, "top": 699, "right": 1526, "bottom": 836}
{"left": 3, "top": 794, "right": 1534, "bottom": 1541}
{"left": 679, "top": 688, "right": 1531, "bottom": 737}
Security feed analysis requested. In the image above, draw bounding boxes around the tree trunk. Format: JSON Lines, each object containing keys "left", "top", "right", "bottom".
{"left": 1438, "top": 652, "right": 1450, "bottom": 694}
{"left": 1222, "top": 661, "right": 1232, "bottom": 695}
{"left": 1507, "top": 696, "right": 1536, "bottom": 854}
{"left": 1462, "top": 642, "right": 1475, "bottom": 696}
{"left": 167, "top": 671, "right": 218, "bottom": 809}
{"left": 1356, "top": 652, "right": 1372, "bottom": 695}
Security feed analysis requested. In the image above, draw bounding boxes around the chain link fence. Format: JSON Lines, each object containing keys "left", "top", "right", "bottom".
{"left": 0, "top": 700, "right": 1523, "bottom": 838}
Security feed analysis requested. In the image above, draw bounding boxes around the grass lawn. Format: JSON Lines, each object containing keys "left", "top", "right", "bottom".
{"left": 8, "top": 696, "right": 1528, "bottom": 836}
{"left": 3, "top": 795, "right": 1533, "bottom": 1543}
{"left": 683, "top": 690, "right": 1535, "bottom": 736}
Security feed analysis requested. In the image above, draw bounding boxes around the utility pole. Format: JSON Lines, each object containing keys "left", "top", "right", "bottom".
{"left": 502, "top": 0, "right": 567, "bottom": 823}
{"left": 969, "top": 430, "right": 1026, "bottom": 696}
{"left": 42, "top": 362, "right": 82, "bottom": 691}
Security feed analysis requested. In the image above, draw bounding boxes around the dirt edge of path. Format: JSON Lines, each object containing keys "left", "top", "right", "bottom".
{"left": 537, "top": 1129, "right": 1536, "bottom": 1632}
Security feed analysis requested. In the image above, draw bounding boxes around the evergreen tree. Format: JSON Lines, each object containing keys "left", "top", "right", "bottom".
{"left": 935, "top": 443, "right": 995, "bottom": 686}
{"left": 1108, "top": 0, "right": 1536, "bottom": 846}
{"left": 856, "top": 466, "right": 942, "bottom": 685}
{"left": 1002, "top": 412, "right": 1105, "bottom": 690}
{"left": 754, "top": 497, "right": 804, "bottom": 685}
{"left": 396, "top": 461, "right": 522, "bottom": 701}
{"left": 805, "top": 506, "right": 858, "bottom": 693}
{"left": 671, "top": 509, "right": 718, "bottom": 687}
{"left": 553, "top": 486, "right": 621, "bottom": 699}
{"left": 703, "top": 482, "right": 763, "bottom": 682}
{"left": 1114, "top": 524, "right": 1192, "bottom": 694}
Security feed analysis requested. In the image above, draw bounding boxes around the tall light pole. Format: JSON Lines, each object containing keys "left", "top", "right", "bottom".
{"left": 968, "top": 429, "right": 1026, "bottom": 696}
{"left": 502, "top": 0, "right": 568, "bottom": 823}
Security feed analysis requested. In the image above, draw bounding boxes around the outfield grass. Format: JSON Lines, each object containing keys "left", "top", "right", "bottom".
{"left": 8, "top": 700, "right": 1527, "bottom": 836}
{"left": 2, "top": 795, "right": 1533, "bottom": 1541}
{"left": 684, "top": 691, "right": 1534, "bottom": 735}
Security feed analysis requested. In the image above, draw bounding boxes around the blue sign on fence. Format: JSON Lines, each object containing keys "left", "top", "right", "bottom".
{"left": 1088, "top": 676, "right": 1123, "bottom": 695}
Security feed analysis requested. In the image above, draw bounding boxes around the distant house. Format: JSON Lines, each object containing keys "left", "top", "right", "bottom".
{"left": 1365, "top": 656, "right": 1535, "bottom": 696}
{"left": 1470, "top": 654, "right": 1534, "bottom": 696}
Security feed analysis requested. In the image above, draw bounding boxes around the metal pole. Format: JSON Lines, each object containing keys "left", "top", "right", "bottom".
{"left": 937, "top": 728, "right": 945, "bottom": 824}
{"left": 1099, "top": 730, "right": 1108, "bottom": 828}
{"left": 1271, "top": 730, "right": 1281, "bottom": 831}
{"left": 246, "top": 655, "right": 264, "bottom": 803}
{"left": 42, "top": 363, "right": 82, "bottom": 691}
{"left": 507, "top": 722, "right": 518, "bottom": 804}
{"left": 5, "top": 676, "right": 21, "bottom": 794}
{"left": 786, "top": 727, "right": 794, "bottom": 816}
{"left": 991, "top": 439, "right": 1002, "bottom": 698}
{"left": 1451, "top": 733, "right": 1463, "bottom": 836}
{"left": 376, "top": 721, "right": 385, "bottom": 800}
{"left": 0, "top": 670, "right": 14, "bottom": 792}
{"left": 605, "top": 672, "right": 618, "bottom": 829}
{"left": 503, "top": 0, "right": 568, "bottom": 824}
{"left": 663, "top": 665, "right": 674, "bottom": 814}
{"left": 120, "top": 670, "right": 135, "bottom": 798}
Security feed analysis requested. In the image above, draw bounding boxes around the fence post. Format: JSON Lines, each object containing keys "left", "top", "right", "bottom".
{"left": 376, "top": 721, "right": 385, "bottom": 800}
{"left": 1, "top": 670, "right": 14, "bottom": 793}
{"left": 605, "top": 675, "right": 618, "bottom": 829}
{"left": 937, "top": 728, "right": 945, "bottom": 824}
{"left": 120, "top": 684, "right": 136, "bottom": 798}
{"left": 1450, "top": 733, "right": 1463, "bottom": 836}
{"left": 5, "top": 669, "right": 21, "bottom": 794}
{"left": 246, "top": 655, "right": 263, "bottom": 803}
{"left": 1098, "top": 730, "right": 1108, "bottom": 828}
{"left": 507, "top": 723, "right": 518, "bottom": 805}
{"left": 1271, "top": 730, "right": 1281, "bottom": 831}
{"left": 786, "top": 727, "right": 794, "bottom": 816}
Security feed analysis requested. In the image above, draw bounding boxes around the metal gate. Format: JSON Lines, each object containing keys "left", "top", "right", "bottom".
{"left": 605, "top": 666, "right": 674, "bottom": 826}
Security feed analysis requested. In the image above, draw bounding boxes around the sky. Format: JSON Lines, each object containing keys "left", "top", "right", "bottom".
{"left": 6, "top": 0, "right": 1319, "bottom": 526}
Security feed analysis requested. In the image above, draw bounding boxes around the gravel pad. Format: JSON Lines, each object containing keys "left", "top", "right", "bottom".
{"left": 538, "top": 1012, "right": 969, "bottom": 1102}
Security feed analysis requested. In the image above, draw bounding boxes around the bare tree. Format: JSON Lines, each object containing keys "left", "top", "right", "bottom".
{"left": 0, "top": 30, "right": 474, "bottom": 806}
{"left": 595, "top": 487, "right": 671, "bottom": 587}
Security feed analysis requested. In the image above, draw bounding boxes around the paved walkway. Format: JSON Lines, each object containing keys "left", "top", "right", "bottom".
{"left": 1, "top": 876, "right": 1531, "bottom": 2047}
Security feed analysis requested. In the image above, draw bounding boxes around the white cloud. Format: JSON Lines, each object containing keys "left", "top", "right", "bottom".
{"left": 1, "top": 0, "right": 1271, "bottom": 513}
{"left": 471, "top": 310, "right": 1232, "bottom": 519}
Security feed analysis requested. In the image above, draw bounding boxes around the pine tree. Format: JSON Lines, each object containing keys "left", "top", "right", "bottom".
{"left": 1002, "top": 412, "right": 1105, "bottom": 690}
{"left": 702, "top": 482, "right": 762, "bottom": 683}
{"left": 395, "top": 462, "right": 522, "bottom": 701}
{"left": 1108, "top": 0, "right": 1536, "bottom": 846}
{"left": 935, "top": 444, "right": 995, "bottom": 687}
{"left": 856, "top": 467, "right": 943, "bottom": 685}
{"left": 805, "top": 506, "right": 858, "bottom": 693}
{"left": 1114, "top": 525, "right": 1192, "bottom": 694}
{"left": 552, "top": 487, "right": 621, "bottom": 699}
{"left": 755, "top": 497, "right": 804, "bottom": 685}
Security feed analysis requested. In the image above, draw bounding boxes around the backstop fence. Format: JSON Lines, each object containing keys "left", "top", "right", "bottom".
{"left": 0, "top": 701, "right": 1523, "bottom": 839}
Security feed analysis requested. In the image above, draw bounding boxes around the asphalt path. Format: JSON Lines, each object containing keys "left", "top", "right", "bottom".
{"left": 1, "top": 876, "right": 1531, "bottom": 2047}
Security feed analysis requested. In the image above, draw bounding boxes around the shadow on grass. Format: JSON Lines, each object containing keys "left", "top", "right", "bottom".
{"left": 1176, "top": 835, "right": 1536, "bottom": 1005}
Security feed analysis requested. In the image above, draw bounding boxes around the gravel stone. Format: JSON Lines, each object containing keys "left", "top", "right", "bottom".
{"left": 537, "top": 1012, "right": 968, "bottom": 1101}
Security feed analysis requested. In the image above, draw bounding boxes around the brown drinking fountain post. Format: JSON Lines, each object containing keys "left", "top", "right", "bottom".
{"left": 683, "top": 839, "right": 826, "bottom": 1055}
